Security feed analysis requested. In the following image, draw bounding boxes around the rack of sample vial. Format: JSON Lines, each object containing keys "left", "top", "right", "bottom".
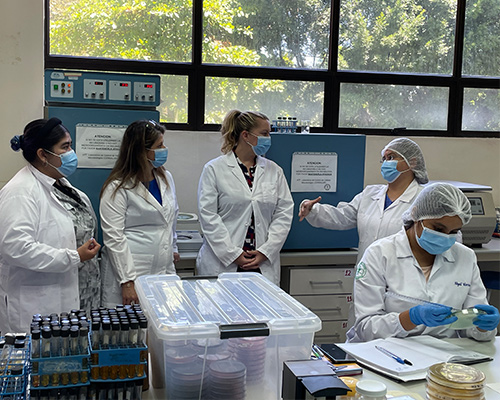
{"left": 29, "top": 310, "right": 91, "bottom": 399}
{"left": 0, "top": 333, "right": 31, "bottom": 400}
{"left": 272, "top": 116, "right": 298, "bottom": 133}
{"left": 88, "top": 305, "right": 147, "bottom": 400}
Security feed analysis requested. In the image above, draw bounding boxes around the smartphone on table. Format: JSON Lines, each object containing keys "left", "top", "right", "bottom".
{"left": 319, "top": 343, "right": 356, "bottom": 363}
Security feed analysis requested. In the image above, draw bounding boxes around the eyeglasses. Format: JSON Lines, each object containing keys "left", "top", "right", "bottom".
{"left": 145, "top": 120, "right": 161, "bottom": 130}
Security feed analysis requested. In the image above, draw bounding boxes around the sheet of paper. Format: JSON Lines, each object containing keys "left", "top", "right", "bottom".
{"left": 291, "top": 152, "right": 337, "bottom": 193}
{"left": 76, "top": 123, "right": 127, "bottom": 168}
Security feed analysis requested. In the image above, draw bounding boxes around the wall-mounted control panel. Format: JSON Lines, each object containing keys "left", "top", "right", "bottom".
{"left": 45, "top": 70, "right": 160, "bottom": 107}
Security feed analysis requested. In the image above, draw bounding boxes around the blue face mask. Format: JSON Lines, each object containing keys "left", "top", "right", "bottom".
{"left": 381, "top": 160, "right": 401, "bottom": 183}
{"left": 416, "top": 221, "right": 457, "bottom": 255}
{"left": 148, "top": 147, "right": 168, "bottom": 168}
{"left": 45, "top": 149, "right": 78, "bottom": 177}
{"left": 247, "top": 133, "right": 271, "bottom": 156}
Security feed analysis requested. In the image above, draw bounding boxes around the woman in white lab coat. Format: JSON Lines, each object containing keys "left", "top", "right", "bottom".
{"left": 100, "top": 120, "right": 179, "bottom": 307}
{"left": 0, "top": 118, "right": 100, "bottom": 333}
{"left": 347, "top": 183, "right": 499, "bottom": 342}
{"left": 197, "top": 110, "right": 294, "bottom": 285}
{"left": 299, "top": 137, "right": 428, "bottom": 263}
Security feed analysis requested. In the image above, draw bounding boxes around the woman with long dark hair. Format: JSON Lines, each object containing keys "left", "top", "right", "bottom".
{"left": 100, "top": 120, "right": 179, "bottom": 307}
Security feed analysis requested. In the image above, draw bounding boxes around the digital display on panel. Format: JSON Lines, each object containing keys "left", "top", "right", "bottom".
{"left": 145, "top": 84, "right": 153, "bottom": 88}
{"left": 120, "top": 83, "right": 129, "bottom": 87}
{"left": 468, "top": 197, "right": 484, "bottom": 215}
{"left": 94, "top": 81, "right": 104, "bottom": 85}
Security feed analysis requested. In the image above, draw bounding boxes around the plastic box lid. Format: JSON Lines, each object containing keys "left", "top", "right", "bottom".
{"left": 135, "top": 273, "right": 322, "bottom": 341}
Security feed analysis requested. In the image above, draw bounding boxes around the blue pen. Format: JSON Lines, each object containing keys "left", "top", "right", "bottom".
{"left": 375, "top": 345, "right": 413, "bottom": 366}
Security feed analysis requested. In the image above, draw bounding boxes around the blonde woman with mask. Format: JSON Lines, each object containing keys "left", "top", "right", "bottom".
{"left": 197, "top": 110, "right": 294, "bottom": 285}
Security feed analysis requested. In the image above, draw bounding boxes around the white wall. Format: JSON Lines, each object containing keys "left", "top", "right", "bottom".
{"left": 2, "top": 2, "right": 499, "bottom": 213}
{"left": 0, "top": 1, "right": 44, "bottom": 187}
{"left": 163, "top": 133, "right": 500, "bottom": 215}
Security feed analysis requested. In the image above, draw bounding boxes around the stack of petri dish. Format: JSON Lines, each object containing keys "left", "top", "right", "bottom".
{"left": 426, "top": 362, "right": 485, "bottom": 400}
{"left": 209, "top": 359, "right": 247, "bottom": 399}
{"left": 228, "top": 336, "right": 267, "bottom": 384}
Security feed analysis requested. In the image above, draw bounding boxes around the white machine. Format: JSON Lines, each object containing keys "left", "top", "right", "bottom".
{"left": 432, "top": 181, "right": 496, "bottom": 247}
{"left": 176, "top": 212, "right": 203, "bottom": 252}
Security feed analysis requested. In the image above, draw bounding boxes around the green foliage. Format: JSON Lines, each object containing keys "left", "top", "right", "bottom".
{"left": 49, "top": 0, "right": 498, "bottom": 129}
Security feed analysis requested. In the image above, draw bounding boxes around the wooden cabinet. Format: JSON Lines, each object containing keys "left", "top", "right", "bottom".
{"left": 281, "top": 264, "right": 355, "bottom": 343}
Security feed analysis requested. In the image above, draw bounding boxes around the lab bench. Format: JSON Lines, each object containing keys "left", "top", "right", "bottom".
{"left": 176, "top": 238, "right": 500, "bottom": 343}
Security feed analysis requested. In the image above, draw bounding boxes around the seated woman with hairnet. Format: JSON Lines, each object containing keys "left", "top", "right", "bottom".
{"left": 347, "top": 182, "right": 499, "bottom": 342}
{"left": 299, "top": 137, "right": 428, "bottom": 264}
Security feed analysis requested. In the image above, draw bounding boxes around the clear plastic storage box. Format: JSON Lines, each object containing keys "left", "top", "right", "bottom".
{"left": 135, "top": 272, "right": 322, "bottom": 400}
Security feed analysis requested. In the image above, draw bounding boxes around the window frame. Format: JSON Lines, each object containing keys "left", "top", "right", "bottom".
{"left": 44, "top": 0, "right": 500, "bottom": 137}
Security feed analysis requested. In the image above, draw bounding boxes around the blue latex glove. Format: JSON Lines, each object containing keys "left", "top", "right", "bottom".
{"left": 409, "top": 304, "right": 457, "bottom": 327}
{"left": 473, "top": 304, "right": 500, "bottom": 331}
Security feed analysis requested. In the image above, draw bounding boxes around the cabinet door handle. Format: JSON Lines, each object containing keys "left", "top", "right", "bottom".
{"left": 309, "top": 280, "right": 343, "bottom": 285}
{"left": 316, "top": 333, "right": 341, "bottom": 339}
{"left": 310, "top": 307, "right": 342, "bottom": 313}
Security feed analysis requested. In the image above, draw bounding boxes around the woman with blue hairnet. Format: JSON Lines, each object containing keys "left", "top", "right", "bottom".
{"left": 347, "top": 182, "right": 499, "bottom": 342}
{"left": 299, "top": 137, "right": 427, "bottom": 263}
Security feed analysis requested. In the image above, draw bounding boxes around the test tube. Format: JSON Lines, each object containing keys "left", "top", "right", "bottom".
{"left": 138, "top": 319, "right": 147, "bottom": 346}
{"left": 31, "top": 329, "right": 41, "bottom": 359}
{"left": 116, "top": 382, "right": 124, "bottom": 400}
{"left": 80, "top": 326, "right": 89, "bottom": 354}
{"left": 61, "top": 325, "right": 70, "bottom": 356}
{"left": 92, "top": 320, "right": 100, "bottom": 350}
{"left": 79, "top": 386, "right": 88, "bottom": 400}
{"left": 101, "top": 321, "right": 111, "bottom": 349}
{"left": 111, "top": 321, "right": 120, "bottom": 347}
{"left": 120, "top": 321, "right": 129, "bottom": 347}
{"left": 70, "top": 325, "right": 79, "bottom": 355}
{"left": 132, "top": 379, "right": 143, "bottom": 400}
{"left": 51, "top": 325, "right": 61, "bottom": 357}
{"left": 10, "top": 365, "right": 23, "bottom": 395}
{"left": 69, "top": 387, "right": 78, "bottom": 400}
{"left": 129, "top": 320, "right": 139, "bottom": 346}
{"left": 49, "top": 389, "right": 58, "bottom": 400}
{"left": 41, "top": 327, "right": 51, "bottom": 357}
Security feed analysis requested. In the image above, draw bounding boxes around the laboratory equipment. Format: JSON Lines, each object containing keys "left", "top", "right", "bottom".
{"left": 266, "top": 133, "right": 366, "bottom": 250}
{"left": 282, "top": 359, "right": 351, "bottom": 399}
{"left": 176, "top": 212, "right": 203, "bottom": 252}
{"left": 44, "top": 69, "right": 161, "bottom": 235}
{"left": 428, "top": 181, "right": 497, "bottom": 246}
{"left": 135, "top": 272, "right": 322, "bottom": 400}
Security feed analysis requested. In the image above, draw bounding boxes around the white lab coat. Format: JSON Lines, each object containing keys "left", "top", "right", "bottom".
{"left": 305, "top": 179, "right": 422, "bottom": 262}
{"left": 347, "top": 229, "right": 496, "bottom": 342}
{"left": 196, "top": 152, "right": 294, "bottom": 285}
{"left": 100, "top": 169, "right": 178, "bottom": 308}
{"left": 0, "top": 165, "right": 84, "bottom": 333}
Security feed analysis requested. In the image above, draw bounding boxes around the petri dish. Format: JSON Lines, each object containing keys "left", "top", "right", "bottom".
{"left": 445, "top": 307, "right": 486, "bottom": 330}
{"left": 426, "top": 363, "right": 485, "bottom": 400}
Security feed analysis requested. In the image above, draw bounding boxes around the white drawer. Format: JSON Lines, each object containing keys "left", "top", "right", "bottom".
{"left": 289, "top": 267, "right": 354, "bottom": 295}
{"left": 314, "top": 320, "right": 349, "bottom": 344}
{"left": 294, "top": 294, "right": 352, "bottom": 320}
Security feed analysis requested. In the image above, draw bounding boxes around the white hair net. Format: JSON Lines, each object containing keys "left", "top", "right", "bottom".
{"left": 402, "top": 182, "right": 472, "bottom": 227}
{"left": 381, "top": 138, "right": 428, "bottom": 184}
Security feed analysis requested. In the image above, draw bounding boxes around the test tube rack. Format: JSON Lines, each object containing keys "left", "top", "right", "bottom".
{"left": 89, "top": 343, "right": 147, "bottom": 382}
{"left": 30, "top": 333, "right": 91, "bottom": 391}
{"left": 0, "top": 335, "right": 31, "bottom": 400}
{"left": 272, "top": 117, "right": 298, "bottom": 133}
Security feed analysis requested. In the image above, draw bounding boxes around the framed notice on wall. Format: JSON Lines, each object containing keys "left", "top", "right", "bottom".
{"left": 75, "top": 123, "right": 127, "bottom": 168}
{"left": 291, "top": 151, "right": 338, "bottom": 192}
